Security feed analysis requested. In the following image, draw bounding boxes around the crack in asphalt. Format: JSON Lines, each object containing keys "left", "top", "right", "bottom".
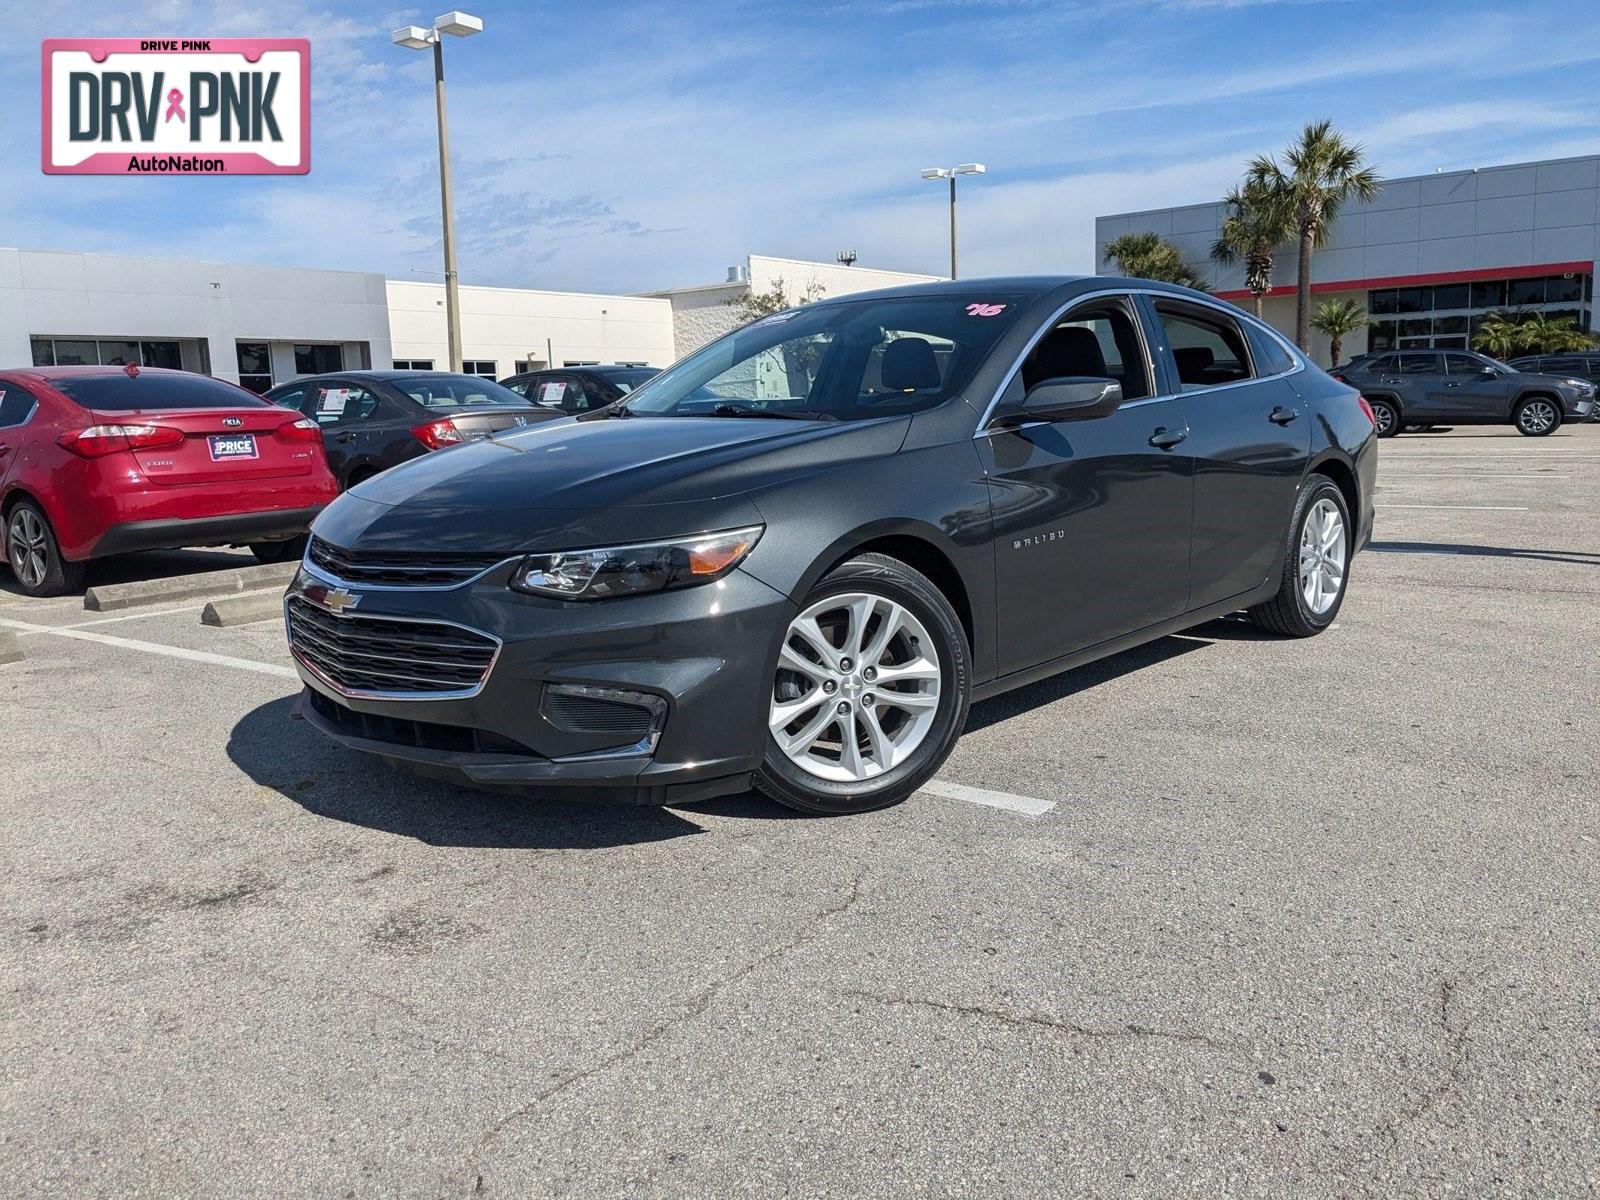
{"left": 842, "top": 991, "right": 1239, "bottom": 1050}
{"left": 461, "top": 871, "right": 866, "bottom": 1195}
{"left": 1373, "top": 976, "right": 1476, "bottom": 1149}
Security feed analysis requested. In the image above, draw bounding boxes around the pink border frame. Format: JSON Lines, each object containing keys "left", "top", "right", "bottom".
{"left": 41, "top": 38, "right": 311, "bottom": 175}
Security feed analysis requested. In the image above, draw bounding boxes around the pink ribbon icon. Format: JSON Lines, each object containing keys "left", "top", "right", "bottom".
{"left": 164, "top": 88, "right": 185, "bottom": 123}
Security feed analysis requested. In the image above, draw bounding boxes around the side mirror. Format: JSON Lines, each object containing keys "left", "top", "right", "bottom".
{"left": 998, "top": 377, "right": 1124, "bottom": 425}
{"left": 1480, "top": 366, "right": 1497, "bottom": 376}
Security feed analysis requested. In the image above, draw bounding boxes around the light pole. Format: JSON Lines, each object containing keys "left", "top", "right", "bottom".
{"left": 920, "top": 163, "right": 985, "bottom": 279}
{"left": 392, "top": 11, "right": 483, "bottom": 373}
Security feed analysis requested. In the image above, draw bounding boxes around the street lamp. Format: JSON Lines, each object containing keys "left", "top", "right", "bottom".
{"left": 392, "top": 11, "right": 484, "bottom": 373}
{"left": 920, "top": 163, "right": 985, "bottom": 279}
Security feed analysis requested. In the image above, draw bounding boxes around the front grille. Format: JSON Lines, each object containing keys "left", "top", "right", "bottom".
{"left": 287, "top": 595, "right": 498, "bottom": 696}
{"left": 306, "top": 689, "right": 536, "bottom": 755}
{"left": 307, "top": 537, "right": 510, "bottom": 587}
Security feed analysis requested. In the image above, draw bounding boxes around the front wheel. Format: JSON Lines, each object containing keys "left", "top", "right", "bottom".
{"left": 1368, "top": 398, "right": 1400, "bottom": 438}
{"left": 1248, "top": 479, "right": 1351, "bottom": 637}
{"left": 756, "top": 553, "right": 970, "bottom": 815}
{"left": 1514, "top": 397, "right": 1561, "bottom": 437}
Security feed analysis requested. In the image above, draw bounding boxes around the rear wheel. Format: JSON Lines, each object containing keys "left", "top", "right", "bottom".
{"left": 1368, "top": 398, "right": 1400, "bottom": 438}
{"left": 1248, "top": 478, "right": 1350, "bottom": 637}
{"left": 1514, "top": 397, "right": 1561, "bottom": 437}
{"left": 249, "top": 535, "right": 308, "bottom": 564}
{"left": 5, "top": 500, "right": 86, "bottom": 598}
{"left": 756, "top": 553, "right": 970, "bottom": 815}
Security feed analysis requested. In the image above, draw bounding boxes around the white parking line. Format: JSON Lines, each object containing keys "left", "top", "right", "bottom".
{"left": 1379, "top": 503, "right": 1528, "bottom": 511}
{"left": 0, "top": 617, "right": 298, "bottom": 680}
{"left": 1380, "top": 473, "right": 1569, "bottom": 479}
{"left": 921, "top": 779, "right": 1056, "bottom": 817}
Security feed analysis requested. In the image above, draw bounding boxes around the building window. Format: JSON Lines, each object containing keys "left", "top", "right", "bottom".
{"left": 1364, "top": 273, "right": 1593, "bottom": 351}
{"left": 31, "top": 336, "right": 187, "bottom": 370}
{"left": 294, "top": 344, "right": 342, "bottom": 375}
{"left": 393, "top": 359, "right": 435, "bottom": 370}
{"left": 616, "top": 361, "right": 649, "bottom": 367}
{"left": 461, "top": 359, "right": 497, "bottom": 379}
{"left": 236, "top": 342, "right": 273, "bottom": 394}
{"left": 562, "top": 360, "right": 599, "bottom": 367}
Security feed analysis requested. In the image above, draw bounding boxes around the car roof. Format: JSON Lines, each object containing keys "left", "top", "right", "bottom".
{"left": 292, "top": 369, "right": 494, "bottom": 381}
{"left": 798, "top": 274, "right": 1219, "bottom": 308}
{"left": 4, "top": 365, "right": 200, "bottom": 381}
{"left": 507, "top": 364, "right": 655, "bottom": 375}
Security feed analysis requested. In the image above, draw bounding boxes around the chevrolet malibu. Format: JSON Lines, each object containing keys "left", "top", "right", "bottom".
{"left": 287, "top": 278, "right": 1376, "bottom": 815}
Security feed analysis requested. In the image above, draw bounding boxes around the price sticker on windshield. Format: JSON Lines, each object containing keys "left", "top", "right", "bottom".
{"left": 966, "top": 303, "right": 1007, "bottom": 317}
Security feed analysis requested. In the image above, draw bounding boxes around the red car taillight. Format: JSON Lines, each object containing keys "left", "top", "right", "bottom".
{"left": 275, "top": 417, "right": 323, "bottom": 442}
{"left": 1357, "top": 396, "right": 1377, "bottom": 428}
{"left": 411, "top": 418, "right": 464, "bottom": 450}
{"left": 1331, "top": 372, "right": 1347, "bottom": 383}
{"left": 58, "top": 424, "right": 185, "bottom": 457}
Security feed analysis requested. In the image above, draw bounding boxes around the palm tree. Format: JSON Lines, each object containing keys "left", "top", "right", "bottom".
{"left": 1103, "top": 231, "right": 1208, "bottom": 290}
{"left": 1209, "top": 176, "right": 1294, "bottom": 318}
{"left": 1250, "top": 120, "right": 1380, "bottom": 351}
{"left": 1473, "top": 310, "right": 1597, "bottom": 357}
{"left": 1310, "top": 298, "right": 1366, "bottom": 366}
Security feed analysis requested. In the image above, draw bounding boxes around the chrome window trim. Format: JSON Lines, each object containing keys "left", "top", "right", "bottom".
{"left": 300, "top": 546, "right": 520, "bottom": 592}
{"left": 973, "top": 287, "right": 1306, "bottom": 436}
{"left": 0, "top": 381, "right": 41, "bottom": 431}
{"left": 285, "top": 591, "right": 503, "bottom": 703}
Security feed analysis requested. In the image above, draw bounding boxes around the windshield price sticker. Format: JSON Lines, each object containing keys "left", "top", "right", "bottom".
{"left": 43, "top": 39, "right": 310, "bottom": 175}
{"left": 966, "top": 303, "right": 1007, "bottom": 317}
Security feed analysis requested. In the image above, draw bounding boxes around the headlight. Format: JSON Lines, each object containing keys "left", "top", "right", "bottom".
{"left": 509, "top": 525, "right": 763, "bottom": 600}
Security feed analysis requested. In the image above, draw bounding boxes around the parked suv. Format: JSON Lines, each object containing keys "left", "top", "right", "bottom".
{"left": 1335, "top": 350, "right": 1595, "bottom": 437}
{"left": 1507, "top": 353, "right": 1600, "bottom": 414}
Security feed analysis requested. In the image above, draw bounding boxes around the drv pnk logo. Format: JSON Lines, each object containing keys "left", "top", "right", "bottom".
{"left": 42, "top": 39, "right": 310, "bottom": 175}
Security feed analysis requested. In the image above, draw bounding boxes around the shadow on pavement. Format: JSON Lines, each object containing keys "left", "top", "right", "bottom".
{"left": 228, "top": 696, "right": 716, "bottom": 849}
{"left": 963, "top": 630, "right": 1216, "bottom": 734}
{"left": 1369, "top": 540, "right": 1600, "bottom": 567}
{"left": 0, "top": 546, "right": 254, "bottom": 599}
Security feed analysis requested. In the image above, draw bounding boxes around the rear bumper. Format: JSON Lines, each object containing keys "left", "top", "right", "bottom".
{"left": 87, "top": 507, "right": 324, "bottom": 559}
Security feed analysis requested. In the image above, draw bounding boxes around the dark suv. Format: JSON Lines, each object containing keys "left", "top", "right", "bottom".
{"left": 1507, "top": 353, "right": 1600, "bottom": 412}
{"left": 1335, "top": 350, "right": 1594, "bottom": 437}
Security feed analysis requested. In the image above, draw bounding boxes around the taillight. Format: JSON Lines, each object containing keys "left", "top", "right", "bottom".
{"left": 275, "top": 417, "right": 323, "bottom": 442}
{"left": 411, "top": 418, "right": 464, "bottom": 450}
{"left": 1331, "top": 372, "right": 1347, "bottom": 383}
{"left": 1357, "top": 396, "right": 1377, "bottom": 428}
{"left": 58, "top": 424, "right": 185, "bottom": 457}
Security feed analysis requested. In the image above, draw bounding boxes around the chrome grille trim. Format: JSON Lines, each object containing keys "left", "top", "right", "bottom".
{"left": 305, "top": 537, "right": 517, "bottom": 591}
{"left": 285, "top": 594, "right": 501, "bottom": 701}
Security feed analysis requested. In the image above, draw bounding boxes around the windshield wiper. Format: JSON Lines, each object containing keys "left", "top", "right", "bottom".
{"left": 707, "top": 404, "right": 832, "bottom": 421}
{"left": 576, "top": 402, "right": 633, "bottom": 422}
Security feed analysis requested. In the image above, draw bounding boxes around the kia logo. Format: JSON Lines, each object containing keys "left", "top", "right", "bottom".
{"left": 223, "top": 417, "right": 242, "bottom": 427}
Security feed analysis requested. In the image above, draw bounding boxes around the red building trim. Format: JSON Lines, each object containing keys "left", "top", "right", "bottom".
{"left": 1213, "top": 260, "right": 1595, "bottom": 302}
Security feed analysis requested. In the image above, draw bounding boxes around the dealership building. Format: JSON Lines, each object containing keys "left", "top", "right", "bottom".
{"left": 1096, "top": 154, "right": 1600, "bottom": 364}
{"left": 0, "top": 248, "right": 934, "bottom": 391}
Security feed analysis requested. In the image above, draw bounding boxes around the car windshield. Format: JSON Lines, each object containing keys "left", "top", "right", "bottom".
{"left": 52, "top": 371, "right": 267, "bottom": 411}
{"left": 394, "top": 373, "right": 531, "bottom": 409}
{"left": 619, "top": 295, "right": 1025, "bottom": 421}
{"left": 596, "top": 368, "right": 657, "bottom": 394}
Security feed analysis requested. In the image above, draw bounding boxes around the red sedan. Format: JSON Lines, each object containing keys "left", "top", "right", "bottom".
{"left": 0, "top": 365, "right": 338, "bottom": 596}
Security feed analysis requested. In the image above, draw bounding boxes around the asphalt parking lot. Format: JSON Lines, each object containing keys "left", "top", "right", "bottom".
{"left": 3, "top": 425, "right": 1597, "bottom": 1198}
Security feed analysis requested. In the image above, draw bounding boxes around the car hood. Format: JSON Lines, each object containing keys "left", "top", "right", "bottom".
{"left": 312, "top": 413, "right": 909, "bottom": 554}
{"left": 350, "top": 414, "right": 909, "bottom": 510}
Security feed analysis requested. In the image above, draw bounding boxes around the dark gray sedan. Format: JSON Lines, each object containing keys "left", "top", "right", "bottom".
{"left": 1334, "top": 349, "right": 1595, "bottom": 437}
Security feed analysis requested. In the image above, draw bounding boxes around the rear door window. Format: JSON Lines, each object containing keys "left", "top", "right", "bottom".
{"left": 0, "top": 382, "right": 39, "bottom": 427}
{"left": 1394, "top": 352, "right": 1441, "bottom": 374}
{"left": 309, "top": 383, "right": 380, "bottom": 427}
{"left": 1152, "top": 302, "right": 1254, "bottom": 391}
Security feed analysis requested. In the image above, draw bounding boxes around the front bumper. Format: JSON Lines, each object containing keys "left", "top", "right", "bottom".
{"left": 1567, "top": 396, "right": 1594, "bottom": 420}
{"left": 285, "top": 558, "right": 792, "bottom": 804}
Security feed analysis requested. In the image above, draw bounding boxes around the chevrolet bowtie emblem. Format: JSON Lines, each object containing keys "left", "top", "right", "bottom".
{"left": 321, "top": 587, "right": 360, "bottom": 613}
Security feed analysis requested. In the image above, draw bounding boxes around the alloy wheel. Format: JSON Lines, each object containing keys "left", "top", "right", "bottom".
{"left": 1519, "top": 400, "right": 1557, "bottom": 434}
{"left": 769, "top": 590, "right": 942, "bottom": 783}
{"left": 7, "top": 509, "right": 49, "bottom": 590}
{"left": 1372, "top": 402, "right": 1396, "bottom": 436}
{"left": 1297, "top": 497, "right": 1346, "bottom": 616}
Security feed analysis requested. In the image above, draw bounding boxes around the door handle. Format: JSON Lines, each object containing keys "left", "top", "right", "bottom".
{"left": 1149, "top": 426, "right": 1188, "bottom": 449}
{"left": 335, "top": 432, "right": 355, "bottom": 444}
{"left": 1268, "top": 406, "right": 1300, "bottom": 425}
{"left": 1445, "top": 382, "right": 1462, "bottom": 389}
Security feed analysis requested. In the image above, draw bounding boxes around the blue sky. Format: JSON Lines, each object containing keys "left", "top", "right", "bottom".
{"left": 4, "top": 0, "right": 1599, "bottom": 293}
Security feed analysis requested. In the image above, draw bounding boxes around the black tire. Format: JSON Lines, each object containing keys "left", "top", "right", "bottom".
{"left": 755, "top": 553, "right": 971, "bottom": 816}
{"left": 4, "top": 499, "right": 86, "bottom": 598}
{"left": 1367, "top": 398, "right": 1400, "bottom": 438}
{"left": 248, "top": 535, "right": 308, "bottom": 564}
{"left": 1248, "top": 478, "right": 1351, "bottom": 638}
{"left": 1513, "top": 396, "right": 1562, "bottom": 437}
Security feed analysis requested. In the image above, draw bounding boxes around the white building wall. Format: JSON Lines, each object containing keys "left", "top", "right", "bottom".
{"left": 651, "top": 255, "right": 942, "bottom": 358}
{"left": 386, "top": 281, "right": 675, "bottom": 376}
{"left": 0, "top": 248, "right": 391, "bottom": 383}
